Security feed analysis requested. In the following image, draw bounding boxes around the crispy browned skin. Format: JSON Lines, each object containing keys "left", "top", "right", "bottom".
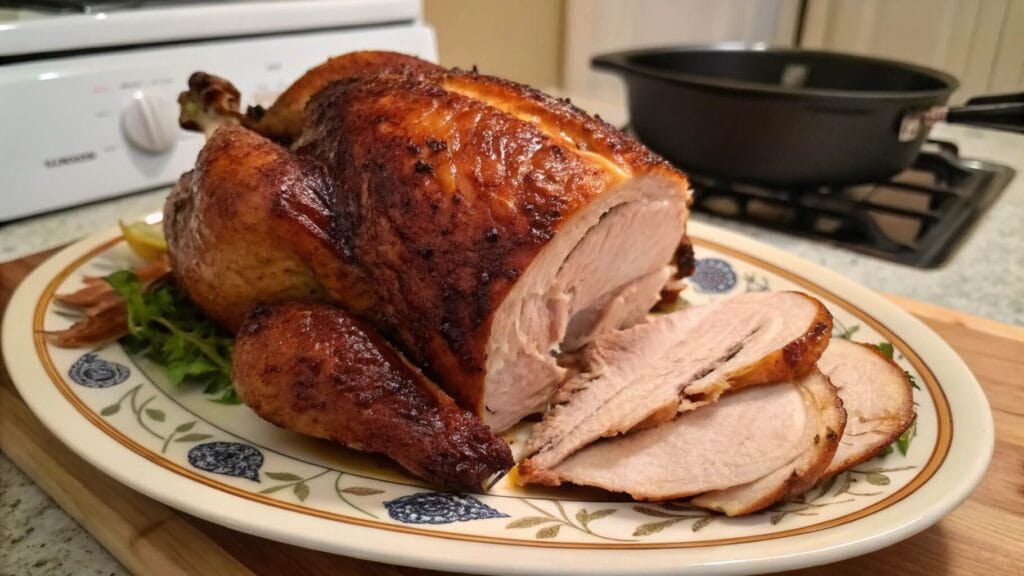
{"left": 164, "top": 126, "right": 376, "bottom": 332}
{"left": 297, "top": 68, "right": 683, "bottom": 413}
{"left": 167, "top": 55, "right": 688, "bottom": 427}
{"left": 243, "top": 51, "right": 442, "bottom": 144}
{"left": 232, "top": 303, "right": 513, "bottom": 488}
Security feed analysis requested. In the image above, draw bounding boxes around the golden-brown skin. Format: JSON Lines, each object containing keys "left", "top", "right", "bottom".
{"left": 164, "top": 126, "right": 376, "bottom": 332}
{"left": 242, "top": 51, "right": 442, "bottom": 144}
{"left": 233, "top": 303, "right": 513, "bottom": 489}
{"left": 297, "top": 68, "right": 686, "bottom": 413}
{"left": 168, "top": 54, "right": 441, "bottom": 330}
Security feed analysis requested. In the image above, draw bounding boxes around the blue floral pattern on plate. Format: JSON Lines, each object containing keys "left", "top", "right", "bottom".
{"left": 691, "top": 258, "right": 737, "bottom": 293}
{"left": 385, "top": 492, "right": 507, "bottom": 524}
{"left": 188, "top": 442, "right": 263, "bottom": 482}
{"left": 69, "top": 352, "right": 130, "bottom": 388}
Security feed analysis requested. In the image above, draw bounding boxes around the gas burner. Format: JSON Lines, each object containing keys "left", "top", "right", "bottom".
{"left": 685, "top": 140, "right": 1014, "bottom": 268}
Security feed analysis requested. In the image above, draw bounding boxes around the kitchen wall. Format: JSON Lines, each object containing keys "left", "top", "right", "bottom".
{"left": 802, "top": 0, "right": 1024, "bottom": 103}
{"left": 423, "top": 0, "right": 565, "bottom": 88}
{"left": 562, "top": 0, "right": 799, "bottom": 109}
{"left": 426, "top": 0, "right": 1022, "bottom": 109}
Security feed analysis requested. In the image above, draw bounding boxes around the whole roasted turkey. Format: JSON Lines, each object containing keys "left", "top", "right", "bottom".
{"left": 165, "top": 51, "right": 913, "bottom": 507}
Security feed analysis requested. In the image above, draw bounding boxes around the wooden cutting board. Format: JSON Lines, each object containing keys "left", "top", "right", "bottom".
{"left": 1, "top": 248, "right": 1022, "bottom": 576}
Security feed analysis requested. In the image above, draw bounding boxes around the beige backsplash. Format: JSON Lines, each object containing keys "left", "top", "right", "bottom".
{"left": 424, "top": 0, "right": 565, "bottom": 88}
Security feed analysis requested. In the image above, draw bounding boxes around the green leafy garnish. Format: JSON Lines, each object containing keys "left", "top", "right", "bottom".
{"left": 876, "top": 341, "right": 921, "bottom": 389}
{"left": 105, "top": 270, "right": 239, "bottom": 404}
{"left": 875, "top": 341, "right": 894, "bottom": 359}
{"left": 905, "top": 370, "right": 920, "bottom": 390}
{"left": 835, "top": 323, "right": 860, "bottom": 340}
{"left": 870, "top": 341, "right": 918, "bottom": 457}
{"left": 876, "top": 421, "right": 917, "bottom": 459}
{"left": 896, "top": 420, "right": 917, "bottom": 456}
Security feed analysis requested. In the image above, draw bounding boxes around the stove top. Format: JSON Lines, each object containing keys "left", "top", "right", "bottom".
{"left": 685, "top": 141, "right": 1014, "bottom": 268}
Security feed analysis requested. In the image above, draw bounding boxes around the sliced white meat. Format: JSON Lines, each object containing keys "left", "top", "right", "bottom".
{"left": 690, "top": 370, "right": 845, "bottom": 515}
{"left": 484, "top": 178, "right": 687, "bottom": 432}
{"left": 519, "top": 291, "right": 832, "bottom": 480}
{"left": 528, "top": 370, "right": 844, "bottom": 515}
{"left": 817, "top": 338, "right": 915, "bottom": 477}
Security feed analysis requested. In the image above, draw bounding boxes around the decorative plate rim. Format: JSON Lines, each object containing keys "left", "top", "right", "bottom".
{"left": 2, "top": 219, "right": 993, "bottom": 576}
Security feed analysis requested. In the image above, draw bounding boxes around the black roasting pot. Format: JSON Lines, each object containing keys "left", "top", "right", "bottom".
{"left": 593, "top": 45, "right": 1024, "bottom": 187}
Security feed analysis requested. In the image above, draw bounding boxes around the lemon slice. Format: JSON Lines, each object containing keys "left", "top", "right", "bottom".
{"left": 120, "top": 220, "right": 167, "bottom": 261}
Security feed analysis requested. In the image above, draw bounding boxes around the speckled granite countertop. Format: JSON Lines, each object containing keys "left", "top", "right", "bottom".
{"left": 1, "top": 123, "right": 1022, "bottom": 575}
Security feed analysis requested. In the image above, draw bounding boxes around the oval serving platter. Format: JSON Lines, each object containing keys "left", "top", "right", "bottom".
{"left": 2, "top": 219, "right": 993, "bottom": 575}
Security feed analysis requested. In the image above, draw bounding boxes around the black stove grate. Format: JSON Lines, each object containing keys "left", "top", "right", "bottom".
{"left": 686, "top": 141, "right": 1015, "bottom": 268}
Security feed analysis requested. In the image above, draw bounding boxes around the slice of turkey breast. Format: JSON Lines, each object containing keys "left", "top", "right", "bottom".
{"left": 689, "top": 370, "right": 844, "bottom": 514}
{"left": 528, "top": 370, "right": 844, "bottom": 515}
{"left": 818, "top": 338, "right": 915, "bottom": 477}
{"left": 519, "top": 291, "right": 832, "bottom": 481}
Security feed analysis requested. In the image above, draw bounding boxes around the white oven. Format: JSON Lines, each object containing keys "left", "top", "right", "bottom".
{"left": 0, "top": 0, "right": 436, "bottom": 221}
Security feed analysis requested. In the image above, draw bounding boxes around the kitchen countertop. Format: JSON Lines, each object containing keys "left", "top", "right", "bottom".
{"left": 1, "top": 123, "right": 1022, "bottom": 575}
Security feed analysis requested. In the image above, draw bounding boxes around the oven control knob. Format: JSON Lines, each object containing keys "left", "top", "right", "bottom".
{"left": 121, "top": 91, "right": 178, "bottom": 154}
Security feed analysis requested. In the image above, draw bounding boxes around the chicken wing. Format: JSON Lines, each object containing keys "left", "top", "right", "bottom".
{"left": 164, "top": 125, "right": 376, "bottom": 332}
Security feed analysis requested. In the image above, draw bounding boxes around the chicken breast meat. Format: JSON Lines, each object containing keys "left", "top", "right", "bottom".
{"left": 519, "top": 291, "right": 832, "bottom": 482}
{"left": 520, "top": 331, "right": 916, "bottom": 513}
{"left": 543, "top": 369, "right": 844, "bottom": 515}
{"left": 297, "top": 68, "right": 691, "bottom": 432}
{"left": 689, "top": 370, "right": 845, "bottom": 515}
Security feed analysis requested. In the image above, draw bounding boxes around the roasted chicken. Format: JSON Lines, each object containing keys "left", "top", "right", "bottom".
{"left": 169, "top": 51, "right": 692, "bottom": 433}
{"left": 159, "top": 50, "right": 911, "bottom": 509}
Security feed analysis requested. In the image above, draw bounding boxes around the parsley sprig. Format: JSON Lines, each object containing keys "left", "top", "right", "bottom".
{"left": 105, "top": 270, "right": 239, "bottom": 404}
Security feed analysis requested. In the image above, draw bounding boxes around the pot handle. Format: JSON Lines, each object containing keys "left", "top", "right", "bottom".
{"left": 592, "top": 53, "right": 628, "bottom": 74}
{"left": 943, "top": 92, "right": 1024, "bottom": 133}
